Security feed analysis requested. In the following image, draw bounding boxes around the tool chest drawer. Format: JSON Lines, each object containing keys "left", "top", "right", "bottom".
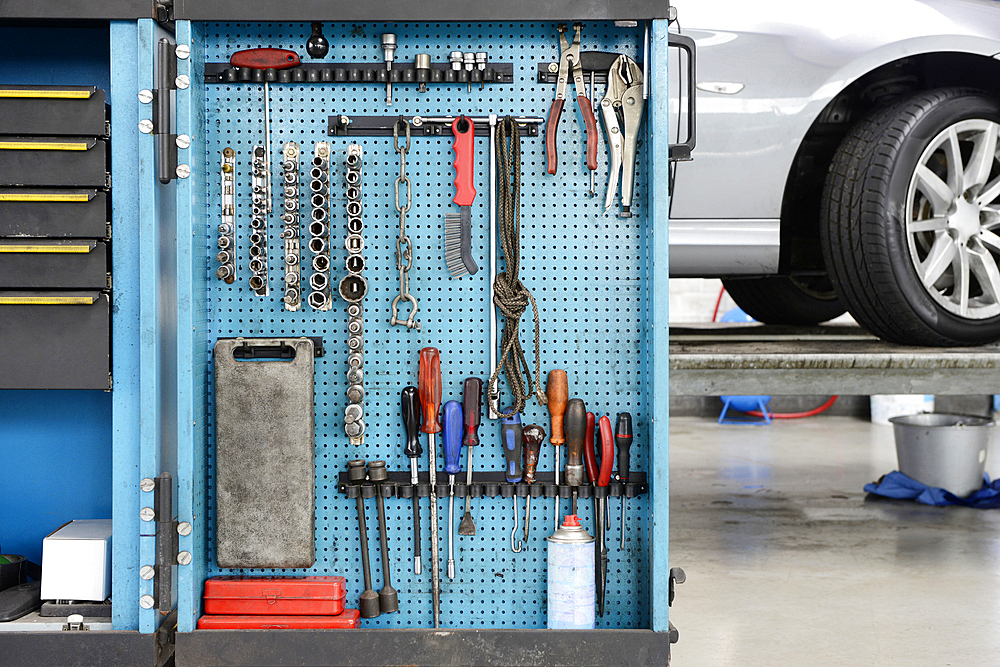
{"left": 0, "top": 190, "right": 107, "bottom": 238}
{"left": 0, "top": 240, "right": 108, "bottom": 289}
{"left": 0, "top": 86, "right": 108, "bottom": 137}
{"left": 0, "top": 137, "right": 108, "bottom": 188}
{"left": 0, "top": 291, "right": 109, "bottom": 390}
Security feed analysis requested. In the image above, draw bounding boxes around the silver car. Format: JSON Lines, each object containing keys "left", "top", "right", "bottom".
{"left": 670, "top": 0, "right": 1000, "bottom": 345}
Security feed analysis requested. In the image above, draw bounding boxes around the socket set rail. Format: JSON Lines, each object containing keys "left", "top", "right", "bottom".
{"left": 196, "top": 19, "right": 660, "bottom": 638}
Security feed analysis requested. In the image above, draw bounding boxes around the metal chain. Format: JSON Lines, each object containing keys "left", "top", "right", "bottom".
{"left": 488, "top": 116, "right": 546, "bottom": 417}
{"left": 391, "top": 119, "right": 420, "bottom": 330}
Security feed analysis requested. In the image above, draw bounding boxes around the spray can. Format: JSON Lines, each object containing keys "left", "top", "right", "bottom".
{"left": 547, "top": 514, "right": 595, "bottom": 629}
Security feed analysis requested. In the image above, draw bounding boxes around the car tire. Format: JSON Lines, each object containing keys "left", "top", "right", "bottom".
{"left": 722, "top": 276, "right": 845, "bottom": 325}
{"left": 821, "top": 88, "right": 1000, "bottom": 346}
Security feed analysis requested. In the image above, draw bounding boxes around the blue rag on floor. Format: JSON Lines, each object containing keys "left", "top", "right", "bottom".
{"left": 865, "top": 471, "right": 1000, "bottom": 508}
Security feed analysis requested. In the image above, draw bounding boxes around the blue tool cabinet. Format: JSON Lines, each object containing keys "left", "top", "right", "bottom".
{"left": 0, "top": 6, "right": 672, "bottom": 665}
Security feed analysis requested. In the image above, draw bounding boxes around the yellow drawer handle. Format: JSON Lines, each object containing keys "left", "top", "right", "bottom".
{"left": 0, "top": 295, "right": 96, "bottom": 305}
{"left": 0, "top": 193, "right": 91, "bottom": 202}
{"left": 0, "top": 244, "right": 93, "bottom": 254}
{"left": 0, "top": 90, "right": 93, "bottom": 99}
{"left": 0, "top": 141, "right": 90, "bottom": 151}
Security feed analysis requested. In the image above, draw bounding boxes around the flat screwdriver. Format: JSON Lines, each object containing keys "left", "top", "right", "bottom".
{"left": 522, "top": 424, "right": 546, "bottom": 544}
{"left": 401, "top": 386, "right": 422, "bottom": 575}
{"left": 418, "top": 347, "right": 442, "bottom": 628}
{"left": 443, "top": 400, "right": 463, "bottom": 579}
{"left": 458, "top": 377, "right": 482, "bottom": 536}
{"left": 616, "top": 412, "right": 633, "bottom": 549}
{"left": 501, "top": 408, "right": 524, "bottom": 552}
{"left": 547, "top": 370, "right": 568, "bottom": 530}
{"left": 564, "top": 398, "right": 586, "bottom": 517}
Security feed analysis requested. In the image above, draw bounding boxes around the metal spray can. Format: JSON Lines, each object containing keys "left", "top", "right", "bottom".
{"left": 547, "top": 514, "right": 595, "bottom": 629}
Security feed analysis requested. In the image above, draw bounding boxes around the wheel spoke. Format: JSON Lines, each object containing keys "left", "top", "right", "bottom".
{"left": 964, "top": 123, "right": 999, "bottom": 190}
{"left": 946, "top": 127, "right": 965, "bottom": 195}
{"left": 921, "top": 233, "right": 957, "bottom": 287}
{"left": 907, "top": 216, "right": 948, "bottom": 233}
{"left": 977, "top": 176, "right": 1000, "bottom": 208}
{"left": 969, "top": 241, "right": 1000, "bottom": 307}
{"left": 953, "top": 245, "right": 971, "bottom": 316}
{"left": 915, "top": 165, "right": 955, "bottom": 215}
{"left": 982, "top": 206, "right": 1000, "bottom": 229}
{"left": 980, "top": 229, "right": 1000, "bottom": 254}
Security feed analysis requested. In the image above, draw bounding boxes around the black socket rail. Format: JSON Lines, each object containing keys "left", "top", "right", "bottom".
{"left": 338, "top": 470, "right": 647, "bottom": 500}
{"left": 204, "top": 62, "right": 514, "bottom": 86}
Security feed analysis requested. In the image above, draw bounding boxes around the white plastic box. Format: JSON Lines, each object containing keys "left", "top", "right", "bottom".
{"left": 40, "top": 519, "right": 112, "bottom": 601}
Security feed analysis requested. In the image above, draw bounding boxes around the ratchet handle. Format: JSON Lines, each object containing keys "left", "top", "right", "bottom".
{"left": 230, "top": 48, "right": 301, "bottom": 70}
{"left": 577, "top": 95, "right": 598, "bottom": 171}
{"left": 402, "top": 386, "right": 422, "bottom": 459}
{"left": 462, "top": 377, "right": 482, "bottom": 448}
{"left": 545, "top": 98, "right": 564, "bottom": 175}
{"left": 584, "top": 411, "right": 597, "bottom": 483}
{"left": 597, "top": 415, "right": 614, "bottom": 487}
{"left": 451, "top": 116, "right": 476, "bottom": 207}
{"left": 443, "top": 400, "right": 463, "bottom": 475}
{"left": 500, "top": 409, "right": 524, "bottom": 483}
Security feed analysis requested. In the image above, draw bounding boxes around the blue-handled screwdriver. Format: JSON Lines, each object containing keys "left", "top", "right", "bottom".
{"left": 442, "top": 400, "right": 463, "bottom": 579}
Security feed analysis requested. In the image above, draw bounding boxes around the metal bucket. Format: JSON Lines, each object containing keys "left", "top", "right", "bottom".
{"left": 890, "top": 413, "right": 993, "bottom": 497}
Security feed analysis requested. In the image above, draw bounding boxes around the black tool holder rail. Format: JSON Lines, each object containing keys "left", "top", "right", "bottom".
{"left": 204, "top": 62, "right": 513, "bottom": 85}
{"left": 337, "top": 471, "right": 648, "bottom": 500}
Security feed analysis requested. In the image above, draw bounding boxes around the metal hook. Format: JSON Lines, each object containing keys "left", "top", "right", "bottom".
{"left": 511, "top": 496, "right": 523, "bottom": 553}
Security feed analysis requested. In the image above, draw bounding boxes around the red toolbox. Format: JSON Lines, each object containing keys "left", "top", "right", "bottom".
{"left": 203, "top": 576, "right": 347, "bottom": 616}
{"left": 197, "top": 609, "right": 360, "bottom": 630}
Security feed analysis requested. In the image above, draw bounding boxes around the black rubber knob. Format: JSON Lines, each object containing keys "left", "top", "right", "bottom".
{"left": 306, "top": 22, "right": 329, "bottom": 59}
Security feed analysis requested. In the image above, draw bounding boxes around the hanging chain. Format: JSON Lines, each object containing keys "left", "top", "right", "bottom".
{"left": 390, "top": 119, "right": 420, "bottom": 330}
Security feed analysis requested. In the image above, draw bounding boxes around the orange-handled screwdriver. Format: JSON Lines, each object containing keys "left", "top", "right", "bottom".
{"left": 546, "top": 369, "right": 568, "bottom": 531}
{"left": 418, "top": 347, "right": 442, "bottom": 628}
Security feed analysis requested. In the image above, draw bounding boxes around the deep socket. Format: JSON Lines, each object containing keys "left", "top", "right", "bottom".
{"left": 313, "top": 255, "right": 330, "bottom": 272}
{"left": 308, "top": 290, "right": 328, "bottom": 309}
{"left": 309, "top": 237, "right": 326, "bottom": 254}
{"left": 309, "top": 272, "right": 329, "bottom": 291}
{"left": 309, "top": 221, "right": 327, "bottom": 237}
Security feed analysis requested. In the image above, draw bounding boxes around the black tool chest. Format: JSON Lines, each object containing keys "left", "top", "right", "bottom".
{"left": 0, "top": 3, "right": 678, "bottom": 665}
{"left": 0, "top": 86, "right": 111, "bottom": 390}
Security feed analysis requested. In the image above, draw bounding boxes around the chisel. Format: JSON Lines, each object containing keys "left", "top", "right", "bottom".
{"left": 458, "top": 377, "right": 482, "bottom": 536}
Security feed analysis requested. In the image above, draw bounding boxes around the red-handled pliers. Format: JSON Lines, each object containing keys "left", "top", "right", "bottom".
{"left": 546, "top": 23, "right": 598, "bottom": 176}
{"left": 586, "top": 413, "right": 613, "bottom": 617}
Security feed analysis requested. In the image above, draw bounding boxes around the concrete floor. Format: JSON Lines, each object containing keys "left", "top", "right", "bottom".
{"left": 669, "top": 416, "right": 1000, "bottom": 666}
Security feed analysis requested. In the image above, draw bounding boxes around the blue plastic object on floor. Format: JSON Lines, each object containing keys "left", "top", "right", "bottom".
{"left": 718, "top": 395, "right": 772, "bottom": 425}
{"left": 865, "top": 471, "right": 1000, "bottom": 508}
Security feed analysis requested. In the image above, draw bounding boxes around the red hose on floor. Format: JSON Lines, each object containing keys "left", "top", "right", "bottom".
{"left": 711, "top": 285, "right": 726, "bottom": 322}
{"left": 746, "top": 396, "right": 839, "bottom": 419}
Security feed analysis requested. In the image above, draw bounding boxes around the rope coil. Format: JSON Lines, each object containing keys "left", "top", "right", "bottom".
{"left": 489, "top": 116, "right": 546, "bottom": 416}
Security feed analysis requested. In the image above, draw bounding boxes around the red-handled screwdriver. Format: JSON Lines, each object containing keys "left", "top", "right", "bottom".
{"left": 418, "top": 347, "right": 442, "bottom": 628}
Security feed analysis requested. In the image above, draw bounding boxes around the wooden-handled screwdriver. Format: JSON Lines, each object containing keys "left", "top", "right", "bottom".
{"left": 418, "top": 347, "right": 442, "bottom": 628}
{"left": 546, "top": 370, "right": 568, "bottom": 531}
{"left": 564, "top": 398, "right": 587, "bottom": 516}
{"left": 522, "top": 424, "right": 546, "bottom": 544}
{"left": 401, "top": 386, "right": 422, "bottom": 575}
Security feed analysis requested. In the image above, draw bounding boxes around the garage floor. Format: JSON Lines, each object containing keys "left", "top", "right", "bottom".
{"left": 669, "top": 415, "right": 1000, "bottom": 666}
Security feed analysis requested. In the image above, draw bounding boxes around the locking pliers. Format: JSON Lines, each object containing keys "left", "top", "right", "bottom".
{"left": 601, "top": 55, "right": 644, "bottom": 217}
{"left": 545, "top": 22, "right": 598, "bottom": 176}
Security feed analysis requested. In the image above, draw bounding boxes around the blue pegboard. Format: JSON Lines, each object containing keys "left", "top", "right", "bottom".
{"left": 197, "top": 21, "right": 650, "bottom": 630}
